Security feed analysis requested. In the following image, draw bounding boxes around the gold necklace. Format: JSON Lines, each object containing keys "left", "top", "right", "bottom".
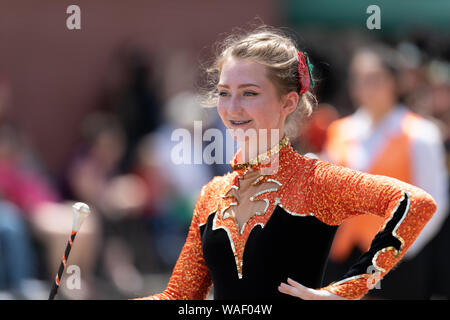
{"left": 230, "top": 135, "right": 290, "bottom": 171}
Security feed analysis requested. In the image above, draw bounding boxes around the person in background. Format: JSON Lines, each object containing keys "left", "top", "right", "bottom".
{"left": 322, "top": 44, "right": 449, "bottom": 299}
{"left": 61, "top": 111, "right": 150, "bottom": 297}
{"left": 0, "top": 76, "right": 35, "bottom": 297}
{"left": 136, "top": 91, "right": 215, "bottom": 270}
{"left": 99, "top": 43, "right": 162, "bottom": 173}
{"left": 0, "top": 75, "right": 99, "bottom": 299}
{"left": 424, "top": 58, "right": 450, "bottom": 298}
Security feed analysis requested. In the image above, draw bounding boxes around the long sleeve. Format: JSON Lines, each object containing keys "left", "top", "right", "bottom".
{"left": 135, "top": 186, "right": 213, "bottom": 300}
{"left": 305, "top": 160, "right": 437, "bottom": 299}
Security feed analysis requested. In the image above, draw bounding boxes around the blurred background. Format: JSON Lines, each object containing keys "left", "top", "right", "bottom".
{"left": 0, "top": 0, "right": 448, "bottom": 299}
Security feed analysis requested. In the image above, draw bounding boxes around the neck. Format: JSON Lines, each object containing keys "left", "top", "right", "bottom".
{"left": 237, "top": 133, "right": 285, "bottom": 164}
{"left": 231, "top": 134, "right": 290, "bottom": 174}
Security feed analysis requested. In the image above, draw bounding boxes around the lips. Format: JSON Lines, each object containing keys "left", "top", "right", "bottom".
{"left": 229, "top": 120, "right": 252, "bottom": 125}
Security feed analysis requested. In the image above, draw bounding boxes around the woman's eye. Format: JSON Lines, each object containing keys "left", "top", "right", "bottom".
{"left": 218, "top": 91, "right": 258, "bottom": 97}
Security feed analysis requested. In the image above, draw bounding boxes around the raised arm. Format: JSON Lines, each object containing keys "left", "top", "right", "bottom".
{"left": 135, "top": 186, "right": 213, "bottom": 300}
{"left": 306, "top": 160, "right": 437, "bottom": 299}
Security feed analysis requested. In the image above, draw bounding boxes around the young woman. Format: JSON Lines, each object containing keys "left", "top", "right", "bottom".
{"left": 135, "top": 26, "right": 437, "bottom": 300}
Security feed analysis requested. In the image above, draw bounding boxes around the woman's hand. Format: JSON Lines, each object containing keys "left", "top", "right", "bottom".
{"left": 278, "top": 278, "right": 349, "bottom": 300}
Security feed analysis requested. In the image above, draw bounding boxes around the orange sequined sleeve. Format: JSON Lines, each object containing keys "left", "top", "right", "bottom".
{"left": 305, "top": 160, "right": 437, "bottom": 299}
{"left": 134, "top": 185, "right": 213, "bottom": 300}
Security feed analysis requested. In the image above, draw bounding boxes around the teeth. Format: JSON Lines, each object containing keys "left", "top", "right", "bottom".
{"left": 230, "top": 120, "right": 251, "bottom": 125}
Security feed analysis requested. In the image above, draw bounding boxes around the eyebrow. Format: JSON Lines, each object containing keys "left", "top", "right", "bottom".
{"left": 217, "top": 83, "right": 261, "bottom": 89}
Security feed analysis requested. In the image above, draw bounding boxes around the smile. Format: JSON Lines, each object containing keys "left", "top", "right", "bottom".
{"left": 230, "top": 120, "right": 252, "bottom": 125}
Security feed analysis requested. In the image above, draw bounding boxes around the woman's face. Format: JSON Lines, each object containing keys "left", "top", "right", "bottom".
{"left": 349, "top": 52, "right": 397, "bottom": 114}
{"left": 216, "top": 56, "right": 297, "bottom": 148}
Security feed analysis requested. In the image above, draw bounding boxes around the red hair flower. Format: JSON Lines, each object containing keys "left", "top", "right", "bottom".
{"left": 297, "top": 51, "right": 315, "bottom": 95}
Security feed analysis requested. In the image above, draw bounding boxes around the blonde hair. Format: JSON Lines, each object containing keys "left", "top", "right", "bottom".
{"left": 199, "top": 24, "right": 317, "bottom": 138}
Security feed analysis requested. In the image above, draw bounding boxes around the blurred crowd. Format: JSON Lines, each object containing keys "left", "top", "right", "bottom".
{"left": 296, "top": 35, "right": 450, "bottom": 300}
{"left": 0, "top": 30, "right": 449, "bottom": 299}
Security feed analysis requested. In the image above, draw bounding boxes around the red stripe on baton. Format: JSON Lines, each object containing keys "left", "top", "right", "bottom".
{"left": 69, "top": 231, "right": 76, "bottom": 248}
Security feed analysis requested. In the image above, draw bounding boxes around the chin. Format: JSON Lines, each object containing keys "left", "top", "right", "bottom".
{"left": 227, "top": 127, "right": 258, "bottom": 139}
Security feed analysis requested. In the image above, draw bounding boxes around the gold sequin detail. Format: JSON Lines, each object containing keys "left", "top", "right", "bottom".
{"left": 137, "top": 137, "right": 437, "bottom": 300}
{"left": 230, "top": 134, "right": 289, "bottom": 172}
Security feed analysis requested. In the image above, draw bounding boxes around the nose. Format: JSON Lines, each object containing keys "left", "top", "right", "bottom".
{"left": 228, "top": 94, "right": 243, "bottom": 114}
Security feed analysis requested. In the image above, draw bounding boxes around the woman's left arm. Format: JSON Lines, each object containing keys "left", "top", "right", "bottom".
{"left": 279, "top": 159, "right": 437, "bottom": 300}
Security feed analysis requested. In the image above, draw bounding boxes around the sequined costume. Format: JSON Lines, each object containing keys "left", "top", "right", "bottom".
{"left": 137, "top": 135, "right": 436, "bottom": 300}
